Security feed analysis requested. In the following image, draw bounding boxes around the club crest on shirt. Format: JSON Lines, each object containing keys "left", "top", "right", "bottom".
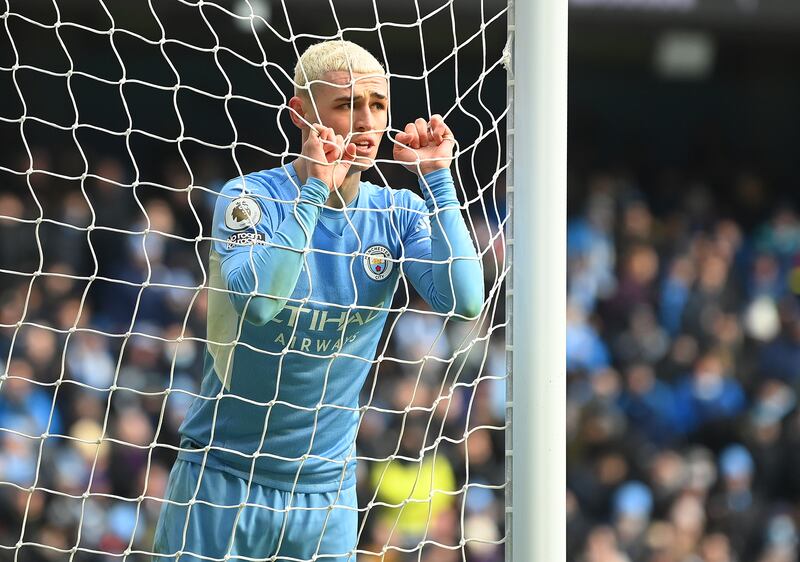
{"left": 363, "top": 245, "right": 393, "bottom": 281}
{"left": 225, "top": 196, "right": 262, "bottom": 231}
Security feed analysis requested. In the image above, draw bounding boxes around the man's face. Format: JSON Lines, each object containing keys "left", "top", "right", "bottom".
{"left": 304, "top": 70, "right": 389, "bottom": 169}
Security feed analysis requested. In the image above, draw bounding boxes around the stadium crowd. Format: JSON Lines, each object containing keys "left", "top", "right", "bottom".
{"left": 568, "top": 171, "right": 800, "bottom": 562}
{"left": 0, "top": 149, "right": 506, "bottom": 562}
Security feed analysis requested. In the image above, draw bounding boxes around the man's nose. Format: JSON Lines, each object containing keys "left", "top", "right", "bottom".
{"left": 352, "top": 104, "right": 373, "bottom": 132}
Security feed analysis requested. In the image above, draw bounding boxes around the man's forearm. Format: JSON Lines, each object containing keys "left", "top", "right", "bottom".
{"left": 221, "top": 178, "right": 329, "bottom": 325}
{"left": 417, "top": 168, "right": 484, "bottom": 319}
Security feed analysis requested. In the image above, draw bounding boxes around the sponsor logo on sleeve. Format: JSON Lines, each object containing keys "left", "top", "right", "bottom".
{"left": 225, "top": 196, "right": 262, "bottom": 231}
{"left": 226, "top": 231, "right": 266, "bottom": 250}
{"left": 363, "top": 245, "right": 394, "bottom": 281}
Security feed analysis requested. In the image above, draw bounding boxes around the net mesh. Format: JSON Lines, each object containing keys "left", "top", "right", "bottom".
{"left": 0, "top": 0, "right": 508, "bottom": 560}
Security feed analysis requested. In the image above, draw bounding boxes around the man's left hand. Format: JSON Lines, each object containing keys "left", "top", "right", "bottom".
{"left": 393, "top": 114, "right": 455, "bottom": 176}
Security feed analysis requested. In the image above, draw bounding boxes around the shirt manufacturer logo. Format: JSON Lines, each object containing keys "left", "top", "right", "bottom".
{"left": 363, "top": 245, "right": 393, "bottom": 281}
{"left": 415, "top": 215, "right": 431, "bottom": 234}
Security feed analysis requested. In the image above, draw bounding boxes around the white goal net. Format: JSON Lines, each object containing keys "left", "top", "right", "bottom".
{"left": 0, "top": 0, "right": 509, "bottom": 560}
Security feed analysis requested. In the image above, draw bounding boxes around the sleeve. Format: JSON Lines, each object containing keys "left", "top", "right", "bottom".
{"left": 212, "top": 175, "right": 329, "bottom": 325}
{"left": 399, "top": 168, "right": 484, "bottom": 319}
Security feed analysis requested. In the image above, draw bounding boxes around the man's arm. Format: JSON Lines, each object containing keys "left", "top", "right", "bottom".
{"left": 219, "top": 178, "right": 329, "bottom": 326}
{"left": 220, "top": 124, "right": 356, "bottom": 325}
{"left": 401, "top": 169, "right": 484, "bottom": 320}
{"left": 393, "top": 115, "right": 484, "bottom": 320}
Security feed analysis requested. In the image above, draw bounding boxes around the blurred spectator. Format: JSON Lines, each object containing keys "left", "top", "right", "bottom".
{"left": 369, "top": 418, "right": 458, "bottom": 547}
{"left": 672, "top": 350, "right": 745, "bottom": 443}
{"left": 567, "top": 303, "right": 611, "bottom": 373}
{"left": 568, "top": 188, "right": 617, "bottom": 314}
{"left": 757, "top": 512, "right": 798, "bottom": 562}
{"left": 613, "top": 481, "right": 653, "bottom": 561}
{"left": 0, "top": 193, "right": 37, "bottom": 273}
{"left": 580, "top": 525, "right": 631, "bottom": 562}
{"left": 619, "top": 363, "right": 676, "bottom": 446}
{"left": 613, "top": 305, "right": 670, "bottom": 367}
{"left": 758, "top": 300, "right": 800, "bottom": 383}
{"left": 706, "top": 445, "right": 764, "bottom": 560}
{"left": 659, "top": 256, "right": 696, "bottom": 337}
{"left": 0, "top": 359, "right": 62, "bottom": 439}
{"left": 601, "top": 244, "right": 659, "bottom": 333}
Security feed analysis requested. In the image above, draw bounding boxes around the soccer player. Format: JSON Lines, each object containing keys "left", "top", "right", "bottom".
{"left": 153, "top": 40, "right": 484, "bottom": 561}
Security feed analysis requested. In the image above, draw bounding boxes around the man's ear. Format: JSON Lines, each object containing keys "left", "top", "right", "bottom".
{"left": 288, "top": 96, "right": 308, "bottom": 130}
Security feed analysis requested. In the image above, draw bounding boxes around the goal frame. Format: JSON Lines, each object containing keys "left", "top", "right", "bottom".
{"left": 506, "top": 0, "right": 567, "bottom": 560}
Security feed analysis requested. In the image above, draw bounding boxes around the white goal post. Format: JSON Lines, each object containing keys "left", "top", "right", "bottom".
{"left": 507, "top": 1, "right": 567, "bottom": 561}
{"left": 0, "top": 0, "right": 565, "bottom": 560}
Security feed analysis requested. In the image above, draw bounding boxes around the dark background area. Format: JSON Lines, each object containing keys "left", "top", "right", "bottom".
{"left": 570, "top": 4, "right": 800, "bottom": 224}
{"left": 0, "top": 0, "right": 508, "bottom": 204}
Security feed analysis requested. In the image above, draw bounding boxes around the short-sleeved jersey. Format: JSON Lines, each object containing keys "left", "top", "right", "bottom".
{"left": 178, "top": 162, "right": 432, "bottom": 493}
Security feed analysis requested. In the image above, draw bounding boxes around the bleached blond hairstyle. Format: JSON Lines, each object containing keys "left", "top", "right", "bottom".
{"left": 293, "top": 40, "right": 385, "bottom": 98}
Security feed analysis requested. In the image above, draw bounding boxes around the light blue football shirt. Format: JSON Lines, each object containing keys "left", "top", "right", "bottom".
{"left": 178, "top": 162, "right": 482, "bottom": 493}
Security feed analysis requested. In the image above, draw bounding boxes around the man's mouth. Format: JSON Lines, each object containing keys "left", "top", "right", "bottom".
{"left": 352, "top": 138, "right": 375, "bottom": 155}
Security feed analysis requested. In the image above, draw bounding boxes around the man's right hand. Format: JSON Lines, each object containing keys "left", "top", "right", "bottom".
{"left": 303, "top": 124, "right": 357, "bottom": 191}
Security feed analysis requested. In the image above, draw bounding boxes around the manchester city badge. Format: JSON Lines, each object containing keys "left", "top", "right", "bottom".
{"left": 363, "top": 245, "right": 393, "bottom": 281}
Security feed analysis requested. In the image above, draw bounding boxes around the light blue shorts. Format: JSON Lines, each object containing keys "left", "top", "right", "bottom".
{"left": 152, "top": 459, "right": 358, "bottom": 562}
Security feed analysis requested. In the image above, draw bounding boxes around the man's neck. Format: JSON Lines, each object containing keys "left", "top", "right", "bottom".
{"left": 291, "top": 158, "right": 360, "bottom": 209}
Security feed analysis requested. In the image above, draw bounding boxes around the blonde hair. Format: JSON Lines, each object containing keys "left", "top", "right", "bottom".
{"left": 294, "top": 40, "right": 385, "bottom": 98}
